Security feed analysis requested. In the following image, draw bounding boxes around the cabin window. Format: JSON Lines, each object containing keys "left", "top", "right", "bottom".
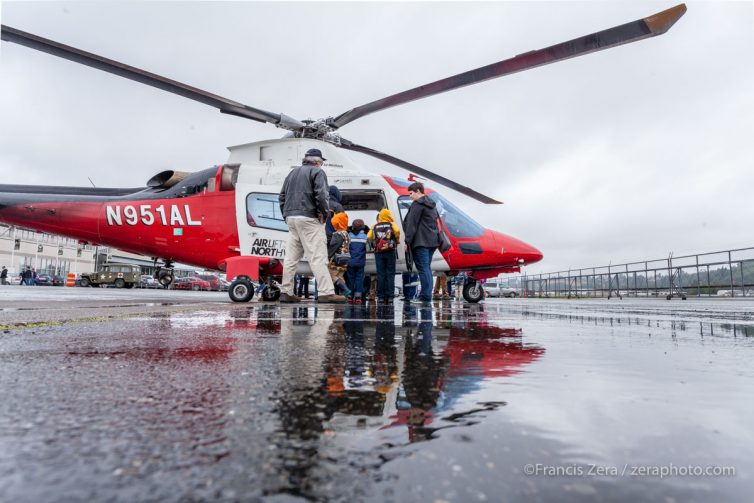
{"left": 246, "top": 193, "right": 288, "bottom": 231}
{"left": 397, "top": 196, "right": 411, "bottom": 224}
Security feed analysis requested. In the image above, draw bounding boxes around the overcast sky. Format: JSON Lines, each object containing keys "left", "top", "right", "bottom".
{"left": 1, "top": 1, "right": 753, "bottom": 274}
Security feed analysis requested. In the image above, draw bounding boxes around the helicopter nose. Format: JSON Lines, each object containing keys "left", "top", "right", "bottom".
{"left": 492, "top": 231, "right": 543, "bottom": 266}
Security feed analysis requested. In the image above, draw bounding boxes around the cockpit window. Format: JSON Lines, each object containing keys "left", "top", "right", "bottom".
{"left": 429, "top": 192, "right": 484, "bottom": 238}
{"left": 398, "top": 193, "right": 484, "bottom": 238}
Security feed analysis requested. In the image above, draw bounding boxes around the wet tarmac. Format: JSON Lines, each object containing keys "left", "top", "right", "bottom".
{"left": 1, "top": 288, "right": 753, "bottom": 502}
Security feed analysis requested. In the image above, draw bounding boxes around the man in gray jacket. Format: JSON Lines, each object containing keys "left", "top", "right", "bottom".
{"left": 278, "top": 148, "right": 345, "bottom": 303}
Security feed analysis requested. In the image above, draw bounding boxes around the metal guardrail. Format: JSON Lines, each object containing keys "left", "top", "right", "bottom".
{"left": 500, "top": 247, "right": 754, "bottom": 299}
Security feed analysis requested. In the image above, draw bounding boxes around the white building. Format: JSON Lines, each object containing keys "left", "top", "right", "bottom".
{"left": 1, "top": 224, "right": 205, "bottom": 280}
{"left": 0, "top": 224, "right": 95, "bottom": 278}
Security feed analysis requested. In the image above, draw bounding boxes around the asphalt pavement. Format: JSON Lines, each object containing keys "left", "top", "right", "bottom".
{"left": 1, "top": 287, "right": 753, "bottom": 502}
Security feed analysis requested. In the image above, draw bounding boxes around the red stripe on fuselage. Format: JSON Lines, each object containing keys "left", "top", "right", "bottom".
{"left": 0, "top": 191, "right": 241, "bottom": 270}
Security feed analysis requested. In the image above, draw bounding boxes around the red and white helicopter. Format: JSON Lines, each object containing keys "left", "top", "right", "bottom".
{"left": 0, "top": 4, "right": 685, "bottom": 302}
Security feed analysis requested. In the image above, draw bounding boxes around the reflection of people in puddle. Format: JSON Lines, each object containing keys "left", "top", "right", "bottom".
{"left": 270, "top": 305, "right": 401, "bottom": 495}
{"left": 323, "top": 305, "right": 399, "bottom": 416}
{"left": 374, "top": 305, "right": 398, "bottom": 396}
{"left": 399, "top": 306, "right": 449, "bottom": 442}
{"left": 268, "top": 306, "right": 337, "bottom": 495}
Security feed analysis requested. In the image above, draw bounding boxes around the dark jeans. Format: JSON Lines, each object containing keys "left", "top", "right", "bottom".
{"left": 402, "top": 272, "right": 417, "bottom": 300}
{"left": 347, "top": 264, "right": 365, "bottom": 298}
{"left": 411, "top": 246, "right": 436, "bottom": 301}
{"left": 295, "top": 275, "right": 310, "bottom": 297}
{"left": 374, "top": 252, "right": 396, "bottom": 300}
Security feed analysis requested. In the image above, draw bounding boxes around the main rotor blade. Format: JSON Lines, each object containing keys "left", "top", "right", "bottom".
{"left": 0, "top": 25, "right": 304, "bottom": 131}
{"left": 338, "top": 139, "right": 502, "bottom": 204}
{"left": 331, "top": 4, "right": 686, "bottom": 128}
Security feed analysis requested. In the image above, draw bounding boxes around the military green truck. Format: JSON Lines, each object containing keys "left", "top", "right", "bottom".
{"left": 79, "top": 264, "right": 141, "bottom": 288}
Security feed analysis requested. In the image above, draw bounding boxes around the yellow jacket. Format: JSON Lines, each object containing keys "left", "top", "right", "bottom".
{"left": 367, "top": 208, "right": 401, "bottom": 242}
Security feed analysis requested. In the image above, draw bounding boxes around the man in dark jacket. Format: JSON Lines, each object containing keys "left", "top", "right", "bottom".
{"left": 403, "top": 182, "right": 441, "bottom": 303}
{"left": 278, "top": 148, "right": 345, "bottom": 303}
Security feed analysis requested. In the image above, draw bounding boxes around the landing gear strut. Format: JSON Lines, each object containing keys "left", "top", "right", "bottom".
{"left": 260, "top": 277, "right": 281, "bottom": 302}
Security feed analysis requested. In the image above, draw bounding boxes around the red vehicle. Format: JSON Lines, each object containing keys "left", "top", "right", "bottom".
{"left": 196, "top": 274, "right": 222, "bottom": 291}
{"left": 174, "top": 277, "right": 211, "bottom": 291}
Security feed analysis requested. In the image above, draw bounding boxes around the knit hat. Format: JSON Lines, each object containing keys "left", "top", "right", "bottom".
{"left": 331, "top": 212, "right": 348, "bottom": 231}
{"left": 352, "top": 219, "right": 364, "bottom": 231}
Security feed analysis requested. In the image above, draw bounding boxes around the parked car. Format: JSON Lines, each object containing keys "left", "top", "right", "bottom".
{"left": 174, "top": 277, "right": 211, "bottom": 291}
{"left": 80, "top": 264, "right": 141, "bottom": 288}
{"left": 196, "top": 273, "right": 222, "bottom": 291}
{"left": 218, "top": 278, "right": 230, "bottom": 292}
{"left": 483, "top": 281, "right": 519, "bottom": 298}
{"left": 35, "top": 274, "right": 54, "bottom": 286}
{"left": 717, "top": 289, "right": 745, "bottom": 297}
{"left": 138, "top": 276, "right": 162, "bottom": 289}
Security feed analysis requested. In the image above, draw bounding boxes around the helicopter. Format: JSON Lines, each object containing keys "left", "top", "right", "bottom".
{"left": 0, "top": 4, "right": 686, "bottom": 303}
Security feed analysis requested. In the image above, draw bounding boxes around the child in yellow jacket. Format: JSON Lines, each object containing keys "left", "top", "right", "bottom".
{"left": 367, "top": 208, "right": 401, "bottom": 304}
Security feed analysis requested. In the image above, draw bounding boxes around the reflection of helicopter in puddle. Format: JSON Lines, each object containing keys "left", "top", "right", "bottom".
{"left": 216, "top": 304, "right": 544, "bottom": 444}
{"left": 320, "top": 305, "right": 546, "bottom": 442}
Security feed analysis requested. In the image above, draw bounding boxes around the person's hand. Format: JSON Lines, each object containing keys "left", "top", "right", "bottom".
{"left": 317, "top": 213, "right": 325, "bottom": 224}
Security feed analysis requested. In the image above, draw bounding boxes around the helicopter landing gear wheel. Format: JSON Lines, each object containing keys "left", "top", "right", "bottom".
{"left": 463, "top": 280, "right": 484, "bottom": 303}
{"left": 229, "top": 277, "right": 254, "bottom": 303}
{"left": 158, "top": 271, "right": 173, "bottom": 287}
{"left": 262, "top": 284, "right": 281, "bottom": 302}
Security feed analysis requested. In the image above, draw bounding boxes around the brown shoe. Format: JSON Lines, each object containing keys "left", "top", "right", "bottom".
{"left": 317, "top": 294, "right": 347, "bottom": 304}
{"left": 279, "top": 292, "right": 301, "bottom": 303}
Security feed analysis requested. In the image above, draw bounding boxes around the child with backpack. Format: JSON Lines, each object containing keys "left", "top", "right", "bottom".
{"left": 328, "top": 212, "right": 352, "bottom": 298}
{"left": 368, "top": 208, "right": 401, "bottom": 304}
{"left": 347, "top": 219, "right": 368, "bottom": 303}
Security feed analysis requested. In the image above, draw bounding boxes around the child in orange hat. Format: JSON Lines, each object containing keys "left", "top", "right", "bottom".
{"left": 327, "top": 212, "right": 352, "bottom": 297}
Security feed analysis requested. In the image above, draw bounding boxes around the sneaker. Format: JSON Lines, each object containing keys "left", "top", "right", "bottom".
{"left": 279, "top": 293, "right": 301, "bottom": 303}
{"left": 347, "top": 297, "right": 354, "bottom": 304}
{"left": 317, "top": 294, "right": 347, "bottom": 304}
{"left": 433, "top": 294, "right": 441, "bottom": 300}
{"left": 354, "top": 298, "right": 362, "bottom": 304}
